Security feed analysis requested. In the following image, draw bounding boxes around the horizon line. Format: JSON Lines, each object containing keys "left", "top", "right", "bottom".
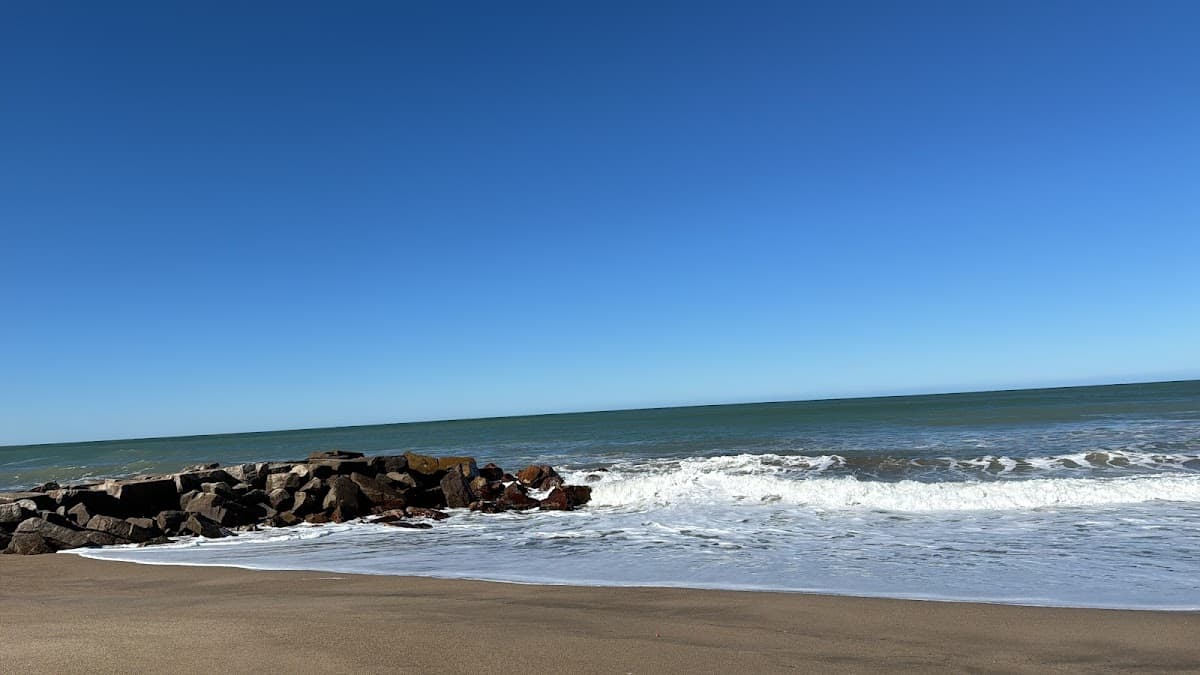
{"left": 2, "top": 377, "right": 1195, "bottom": 450}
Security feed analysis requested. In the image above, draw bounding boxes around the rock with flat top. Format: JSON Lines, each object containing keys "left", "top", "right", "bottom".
{"left": 0, "top": 502, "right": 32, "bottom": 525}
{"left": 106, "top": 478, "right": 179, "bottom": 513}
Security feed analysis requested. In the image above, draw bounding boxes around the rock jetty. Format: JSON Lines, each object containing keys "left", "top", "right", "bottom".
{"left": 0, "top": 451, "right": 592, "bottom": 555}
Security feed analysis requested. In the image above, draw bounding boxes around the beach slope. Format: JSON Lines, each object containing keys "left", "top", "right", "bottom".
{"left": 2, "top": 555, "right": 1197, "bottom": 673}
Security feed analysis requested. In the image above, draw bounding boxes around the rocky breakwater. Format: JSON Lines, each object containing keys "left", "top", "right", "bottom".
{"left": 0, "top": 451, "right": 592, "bottom": 555}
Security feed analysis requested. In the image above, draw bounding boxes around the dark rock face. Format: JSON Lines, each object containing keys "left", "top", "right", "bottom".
{"left": 479, "top": 463, "right": 505, "bottom": 482}
{"left": 155, "top": 510, "right": 188, "bottom": 535}
{"left": 439, "top": 471, "right": 476, "bottom": 509}
{"left": 498, "top": 483, "right": 539, "bottom": 511}
{"left": 323, "top": 476, "right": 365, "bottom": 522}
{"left": 0, "top": 452, "right": 592, "bottom": 554}
{"left": 349, "top": 472, "right": 408, "bottom": 509}
{"left": 538, "top": 487, "right": 572, "bottom": 511}
{"left": 106, "top": 478, "right": 179, "bottom": 514}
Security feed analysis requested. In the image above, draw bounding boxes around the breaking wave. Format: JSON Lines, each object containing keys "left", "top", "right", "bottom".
{"left": 580, "top": 453, "right": 1200, "bottom": 512}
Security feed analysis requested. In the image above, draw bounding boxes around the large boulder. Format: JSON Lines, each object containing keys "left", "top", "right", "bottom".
{"left": 564, "top": 485, "right": 592, "bottom": 506}
{"left": 224, "top": 463, "right": 270, "bottom": 489}
{"left": 516, "top": 465, "right": 562, "bottom": 489}
{"left": 291, "top": 490, "right": 321, "bottom": 516}
{"left": 479, "top": 463, "right": 505, "bottom": 481}
{"left": 0, "top": 501, "right": 33, "bottom": 525}
{"left": 105, "top": 478, "right": 179, "bottom": 514}
{"left": 66, "top": 502, "right": 93, "bottom": 527}
{"left": 86, "top": 515, "right": 157, "bottom": 543}
{"left": 0, "top": 492, "right": 54, "bottom": 510}
{"left": 307, "top": 457, "right": 371, "bottom": 479}
{"left": 403, "top": 452, "right": 441, "bottom": 477}
{"left": 370, "top": 455, "right": 408, "bottom": 474}
{"left": 349, "top": 473, "right": 409, "bottom": 509}
{"left": 16, "top": 516, "right": 117, "bottom": 549}
{"left": 498, "top": 483, "right": 538, "bottom": 511}
{"left": 155, "top": 510, "right": 188, "bottom": 535}
{"left": 183, "top": 513, "right": 230, "bottom": 538}
{"left": 323, "top": 476, "right": 365, "bottom": 522}
{"left": 439, "top": 471, "right": 475, "bottom": 509}
{"left": 183, "top": 492, "right": 249, "bottom": 527}
{"left": 174, "top": 468, "right": 235, "bottom": 494}
{"left": 538, "top": 487, "right": 572, "bottom": 511}
{"left": 267, "top": 488, "right": 292, "bottom": 510}
{"left": 265, "top": 472, "right": 303, "bottom": 493}
{"left": 5, "top": 532, "right": 56, "bottom": 555}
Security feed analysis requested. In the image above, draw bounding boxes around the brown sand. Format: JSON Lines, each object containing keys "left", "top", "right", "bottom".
{"left": 1, "top": 554, "right": 1197, "bottom": 673}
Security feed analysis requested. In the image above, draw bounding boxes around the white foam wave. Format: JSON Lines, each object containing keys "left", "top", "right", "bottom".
{"left": 584, "top": 456, "right": 1200, "bottom": 512}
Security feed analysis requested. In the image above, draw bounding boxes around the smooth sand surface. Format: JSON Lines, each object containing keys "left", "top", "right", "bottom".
{"left": 2, "top": 554, "right": 1198, "bottom": 673}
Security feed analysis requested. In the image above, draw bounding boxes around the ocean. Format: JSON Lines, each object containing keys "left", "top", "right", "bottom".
{"left": 4, "top": 380, "right": 1199, "bottom": 609}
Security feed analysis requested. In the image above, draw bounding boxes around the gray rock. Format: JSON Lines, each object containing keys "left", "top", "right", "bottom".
{"left": 155, "top": 510, "right": 188, "bottom": 535}
{"left": 66, "top": 499, "right": 93, "bottom": 526}
{"left": 16, "top": 516, "right": 117, "bottom": 549}
{"left": 0, "top": 501, "right": 32, "bottom": 525}
{"left": 265, "top": 472, "right": 302, "bottom": 493}
{"left": 5, "top": 532, "right": 56, "bottom": 555}
{"left": 291, "top": 490, "right": 321, "bottom": 516}
{"left": 183, "top": 513, "right": 230, "bottom": 538}
{"left": 174, "top": 468, "right": 235, "bottom": 494}
{"left": 267, "top": 488, "right": 292, "bottom": 509}
{"left": 86, "top": 515, "right": 156, "bottom": 543}
{"left": 200, "top": 482, "right": 236, "bottom": 500}
{"left": 323, "top": 476, "right": 365, "bottom": 522}
{"left": 183, "top": 492, "right": 248, "bottom": 526}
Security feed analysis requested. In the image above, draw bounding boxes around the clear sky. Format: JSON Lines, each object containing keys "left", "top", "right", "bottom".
{"left": 2, "top": 2, "right": 1198, "bottom": 445}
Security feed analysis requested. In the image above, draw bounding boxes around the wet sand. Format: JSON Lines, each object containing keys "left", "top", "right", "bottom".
{"left": 1, "top": 554, "right": 1197, "bottom": 673}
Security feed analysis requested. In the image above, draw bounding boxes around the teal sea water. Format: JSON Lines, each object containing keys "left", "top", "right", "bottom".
{"left": 5, "top": 380, "right": 1200, "bottom": 609}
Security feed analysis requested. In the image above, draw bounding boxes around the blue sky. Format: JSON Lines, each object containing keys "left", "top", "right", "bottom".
{"left": 2, "top": 2, "right": 1198, "bottom": 445}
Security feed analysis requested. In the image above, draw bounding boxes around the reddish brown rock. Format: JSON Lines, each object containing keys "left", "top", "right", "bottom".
{"left": 538, "top": 487, "right": 572, "bottom": 511}
{"left": 498, "top": 483, "right": 539, "bottom": 511}
{"left": 479, "top": 463, "right": 505, "bottom": 482}
{"left": 516, "top": 465, "right": 562, "bottom": 489}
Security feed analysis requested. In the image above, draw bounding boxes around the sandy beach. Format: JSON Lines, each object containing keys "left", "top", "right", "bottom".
{"left": 0, "top": 555, "right": 1196, "bottom": 673}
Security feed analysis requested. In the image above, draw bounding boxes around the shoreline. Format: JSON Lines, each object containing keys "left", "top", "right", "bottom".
{"left": 4, "top": 554, "right": 1198, "bottom": 673}
{"left": 66, "top": 548, "right": 1200, "bottom": 612}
